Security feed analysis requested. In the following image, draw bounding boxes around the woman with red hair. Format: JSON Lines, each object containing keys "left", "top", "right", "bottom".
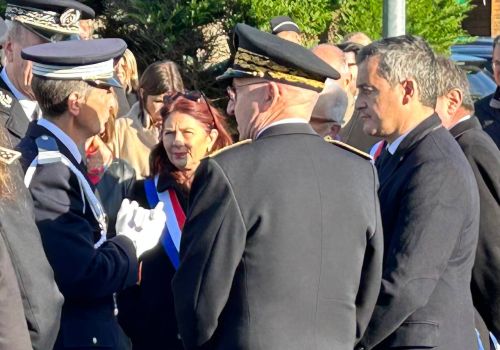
{"left": 118, "top": 91, "right": 232, "bottom": 349}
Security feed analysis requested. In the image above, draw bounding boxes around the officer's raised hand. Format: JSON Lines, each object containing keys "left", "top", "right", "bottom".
{"left": 116, "top": 199, "right": 166, "bottom": 257}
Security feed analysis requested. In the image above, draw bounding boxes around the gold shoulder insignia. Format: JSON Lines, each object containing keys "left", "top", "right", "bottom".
{"left": 0, "top": 91, "right": 12, "bottom": 109}
{"left": 208, "top": 139, "right": 252, "bottom": 158}
{"left": 324, "top": 136, "right": 372, "bottom": 160}
{"left": 0, "top": 146, "right": 21, "bottom": 165}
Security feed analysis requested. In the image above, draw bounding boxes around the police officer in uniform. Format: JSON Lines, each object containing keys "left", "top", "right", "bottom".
{"left": 172, "top": 24, "right": 383, "bottom": 350}
{"left": 0, "top": 0, "right": 95, "bottom": 146}
{"left": 17, "top": 38, "right": 166, "bottom": 350}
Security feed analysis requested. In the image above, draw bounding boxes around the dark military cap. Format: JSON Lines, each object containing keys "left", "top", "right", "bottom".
{"left": 21, "top": 38, "right": 126, "bottom": 88}
{"left": 217, "top": 23, "right": 340, "bottom": 91}
{"left": 6, "top": 0, "right": 95, "bottom": 41}
{"left": 270, "top": 16, "right": 300, "bottom": 34}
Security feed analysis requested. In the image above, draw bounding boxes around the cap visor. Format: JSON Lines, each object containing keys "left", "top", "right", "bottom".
{"left": 86, "top": 77, "right": 123, "bottom": 89}
{"left": 216, "top": 69, "right": 256, "bottom": 81}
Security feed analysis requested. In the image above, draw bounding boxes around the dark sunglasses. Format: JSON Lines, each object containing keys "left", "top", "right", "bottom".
{"left": 163, "top": 91, "right": 216, "bottom": 126}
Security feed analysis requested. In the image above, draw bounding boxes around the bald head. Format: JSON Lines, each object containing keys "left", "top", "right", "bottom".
{"left": 312, "top": 44, "right": 350, "bottom": 90}
{"left": 342, "top": 32, "right": 372, "bottom": 46}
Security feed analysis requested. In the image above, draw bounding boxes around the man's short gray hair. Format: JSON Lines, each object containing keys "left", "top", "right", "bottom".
{"left": 31, "top": 76, "right": 93, "bottom": 118}
{"left": 357, "top": 35, "right": 437, "bottom": 108}
{"left": 435, "top": 56, "right": 474, "bottom": 112}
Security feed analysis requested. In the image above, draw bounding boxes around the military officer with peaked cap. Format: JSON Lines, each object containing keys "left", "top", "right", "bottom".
{"left": 0, "top": 0, "right": 95, "bottom": 147}
{"left": 172, "top": 23, "right": 383, "bottom": 350}
{"left": 17, "top": 38, "right": 166, "bottom": 350}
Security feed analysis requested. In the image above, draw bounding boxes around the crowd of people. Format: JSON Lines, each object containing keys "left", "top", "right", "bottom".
{"left": 0, "top": 1, "right": 499, "bottom": 350}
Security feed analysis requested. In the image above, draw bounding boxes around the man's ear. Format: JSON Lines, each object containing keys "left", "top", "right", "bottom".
{"left": 261, "top": 81, "right": 280, "bottom": 112}
{"left": 4, "top": 38, "right": 15, "bottom": 64}
{"left": 67, "top": 92, "right": 82, "bottom": 116}
{"left": 207, "top": 128, "right": 219, "bottom": 153}
{"left": 401, "top": 79, "right": 416, "bottom": 105}
{"left": 446, "top": 88, "right": 463, "bottom": 117}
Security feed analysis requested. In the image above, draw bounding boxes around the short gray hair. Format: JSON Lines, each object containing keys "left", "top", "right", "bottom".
{"left": 31, "top": 76, "right": 93, "bottom": 118}
{"left": 434, "top": 56, "right": 474, "bottom": 112}
{"left": 357, "top": 35, "right": 437, "bottom": 108}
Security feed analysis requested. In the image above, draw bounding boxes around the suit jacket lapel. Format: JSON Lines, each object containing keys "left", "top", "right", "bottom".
{"left": 378, "top": 114, "right": 442, "bottom": 190}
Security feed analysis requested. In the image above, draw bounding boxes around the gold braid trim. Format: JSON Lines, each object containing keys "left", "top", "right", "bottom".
{"left": 234, "top": 48, "right": 325, "bottom": 90}
{"left": 6, "top": 5, "right": 80, "bottom": 35}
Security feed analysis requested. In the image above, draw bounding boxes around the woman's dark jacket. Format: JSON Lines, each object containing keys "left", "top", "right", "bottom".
{"left": 118, "top": 171, "right": 188, "bottom": 350}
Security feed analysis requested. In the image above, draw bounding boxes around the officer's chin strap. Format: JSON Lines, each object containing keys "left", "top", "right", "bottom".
{"left": 24, "top": 135, "right": 107, "bottom": 249}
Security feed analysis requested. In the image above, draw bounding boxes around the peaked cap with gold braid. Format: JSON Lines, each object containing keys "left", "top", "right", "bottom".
{"left": 217, "top": 23, "right": 339, "bottom": 92}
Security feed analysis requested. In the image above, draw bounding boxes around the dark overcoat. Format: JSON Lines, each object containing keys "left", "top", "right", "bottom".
{"left": 449, "top": 117, "right": 500, "bottom": 342}
{"left": 17, "top": 122, "right": 139, "bottom": 350}
{"left": 357, "top": 114, "right": 480, "bottom": 350}
{"left": 0, "top": 154, "right": 64, "bottom": 350}
{"left": 172, "top": 123, "right": 384, "bottom": 350}
{"left": 474, "top": 93, "right": 500, "bottom": 149}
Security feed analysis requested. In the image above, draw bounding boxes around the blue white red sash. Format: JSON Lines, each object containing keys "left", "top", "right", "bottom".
{"left": 144, "top": 176, "right": 185, "bottom": 269}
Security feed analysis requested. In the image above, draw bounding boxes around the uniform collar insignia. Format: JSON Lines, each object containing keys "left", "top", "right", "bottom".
{"left": 0, "top": 90, "right": 13, "bottom": 109}
{"left": 0, "top": 146, "right": 21, "bottom": 165}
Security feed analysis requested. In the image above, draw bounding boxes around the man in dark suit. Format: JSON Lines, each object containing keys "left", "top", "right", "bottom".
{"left": 355, "top": 36, "right": 480, "bottom": 350}
{"left": 0, "top": 0, "right": 95, "bottom": 146}
{"left": 435, "top": 56, "right": 500, "bottom": 349}
{"left": 474, "top": 35, "right": 500, "bottom": 149}
{"left": 17, "top": 39, "right": 165, "bottom": 350}
{"left": 172, "top": 23, "right": 383, "bottom": 350}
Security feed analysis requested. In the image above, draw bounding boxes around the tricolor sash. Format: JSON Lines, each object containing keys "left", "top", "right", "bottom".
{"left": 144, "top": 176, "right": 186, "bottom": 269}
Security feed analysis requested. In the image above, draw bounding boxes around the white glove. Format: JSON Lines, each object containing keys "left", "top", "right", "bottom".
{"left": 116, "top": 199, "right": 167, "bottom": 257}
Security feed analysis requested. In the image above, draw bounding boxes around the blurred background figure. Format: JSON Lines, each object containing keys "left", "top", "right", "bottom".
{"left": 85, "top": 95, "right": 136, "bottom": 236}
{"left": 342, "top": 31, "right": 372, "bottom": 47}
{"left": 108, "top": 60, "right": 184, "bottom": 178}
{"left": 115, "top": 49, "right": 140, "bottom": 107}
{"left": 118, "top": 91, "right": 232, "bottom": 350}
{"left": 310, "top": 78, "right": 348, "bottom": 139}
{"left": 337, "top": 40, "right": 383, "bottom": 152}
{"left": 79, "top": 19, "right": 94, "bottom": 40}
{"left": 270, "top": 15, "right": 302, "bottom": 45}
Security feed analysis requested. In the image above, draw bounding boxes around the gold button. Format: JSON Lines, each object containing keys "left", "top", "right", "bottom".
{"left": 92, "top": 337, "right": 97, "bottom": 344}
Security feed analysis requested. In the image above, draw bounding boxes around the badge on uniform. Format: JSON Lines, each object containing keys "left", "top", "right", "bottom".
{"left": 0, "top": 91, "right": 12, "bottom": 109}
{"left": 0, "top": 146, "right": 21, "bottom": 165}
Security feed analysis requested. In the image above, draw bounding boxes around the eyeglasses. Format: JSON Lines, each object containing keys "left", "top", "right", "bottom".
{"left": 163, "top": 90, "right": 216, "bottom": 126}
{"left": 226, "top": 80, "right": 269, "bottom": 103}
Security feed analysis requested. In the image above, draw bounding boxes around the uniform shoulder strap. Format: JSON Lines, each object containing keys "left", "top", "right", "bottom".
{"left": 208, "top": 139, "right": 252, "bottom": 158}
{"left": 35, "top": 135, "right": 62, "bottom": 164}
{"left": 324, "top": 136, "right": 372, "bottom": 160}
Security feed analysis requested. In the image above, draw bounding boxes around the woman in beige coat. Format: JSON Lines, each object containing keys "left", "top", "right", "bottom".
{"left": 109, "top": 60, "right": 185, "bottom": 178}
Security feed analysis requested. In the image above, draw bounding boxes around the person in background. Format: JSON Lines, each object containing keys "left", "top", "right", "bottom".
{"left": 435, "top": 56, "right": 500, "bottom": 350}
{"left": 0, "top": 0, "right": 95, "bottom": 146}
{"left": 115, "top": 48, "right": 140, "bottom": 108}
{"left": 108, "top": 60, "right": 184, "bottom": 178}
{"left": 118, "top": 91, "right": 232, "bottom": 350}
{"left": 309, "top": 78, "right": 349, "bottom": 139}
{"left": 79, "top": 18, "right": 94, "bottom": 40}
{"left": 85, "top": 94, "right": 136, "bottom": 236}
{"left": 474, "top": 35, "right": 500, "bottom": 149}
{"left": 342, "top": 31, "right": 372, "bottom": 47}
{"left": 310, "top": 44, "right": 352, "bottom": 139}
{"left": 338, "top": 41, "right": 383, "bottom": 152}
{"left": 269, "top": 15, "right": 302, "bottom": 45}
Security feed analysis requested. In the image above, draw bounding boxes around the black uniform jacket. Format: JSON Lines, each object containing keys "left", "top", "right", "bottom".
{"left": 474, "top": 93, "right": 500, "bottom": 149}
{"left": 0, "top": 156, "right": 63, "bottom": 350}
{"left": 357, "top": 114, "right": 480, "bottom": 350}
{"left": 449, "top": 117, "right": 500, "bottom": 340}
{"left": 0, "top": 76, "right": 30, "bottom": 147}
{"left": 340, "top": 110, "right": 383, "bottom": 153}
{"left": 118, "top": 173, "right": 187, "bottom": 350}
{"left": 172, "top": 123, "right": 384, "bottom": 350}
{"left": 0, "top": 227, "right": 33, "bottom": 350}
{"left": 17, "top": 123, "right": 139, "bottom": 350}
